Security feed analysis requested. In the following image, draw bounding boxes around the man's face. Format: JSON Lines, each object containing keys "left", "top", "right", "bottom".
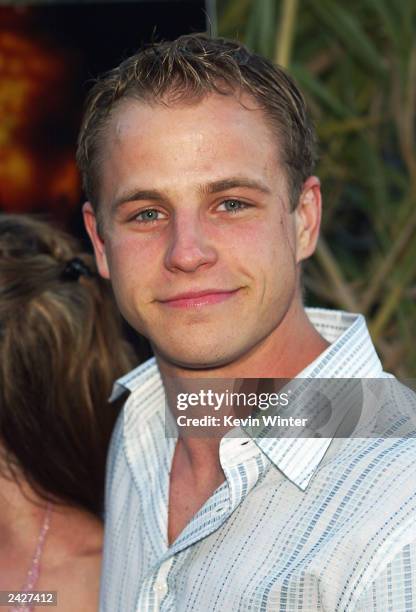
{"left": 84, "top": 93, "right": 320, "bottom": 369}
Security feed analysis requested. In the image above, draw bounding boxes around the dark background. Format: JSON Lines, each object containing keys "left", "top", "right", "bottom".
{"left": 0, "top": 0, "right": 209, "bottom": 241}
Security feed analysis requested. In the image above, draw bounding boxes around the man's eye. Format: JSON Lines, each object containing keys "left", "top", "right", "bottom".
{"left": 217, "top": 199, "right": 247, "bottom": 213}
{"left": 135, "top": 209, "right": 164, "bottom": 223}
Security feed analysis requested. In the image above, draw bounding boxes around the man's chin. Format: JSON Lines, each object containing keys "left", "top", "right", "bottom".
{"left": 152, "top": 342, "right": 240, "bottom": 373}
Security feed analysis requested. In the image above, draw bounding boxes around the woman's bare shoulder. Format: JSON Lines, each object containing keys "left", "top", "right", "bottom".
{"left": 37, "top": 508, "right": 104, "bottom": 612}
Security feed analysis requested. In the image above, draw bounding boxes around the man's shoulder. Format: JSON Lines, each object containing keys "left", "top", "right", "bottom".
{"left": 315, "top": 421, "right": 416, "bottom": 536}
{"left": 318, "top": 376, "right": 416, "bottom": 475}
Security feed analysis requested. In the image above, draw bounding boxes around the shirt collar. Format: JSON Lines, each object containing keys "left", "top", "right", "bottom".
{"left": 252, "top": 308, "right": 383, "bottom": 490}
{"left": 111, "top": 309, "right": 383, "bottom": 491}
{"left": 109, "top": 355, "right": 159, "bottom": 402}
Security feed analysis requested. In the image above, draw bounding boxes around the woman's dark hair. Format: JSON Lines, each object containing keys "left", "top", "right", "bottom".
{"left": 0, "top": 214, "right": 135, "bottom": 516}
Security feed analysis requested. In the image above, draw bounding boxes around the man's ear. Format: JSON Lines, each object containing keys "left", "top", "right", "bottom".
{"left": 82, "top": 202, "right": 110, "bottom": 279}
{"left": 294, "top": 176, "right": 322, "bottom": 263}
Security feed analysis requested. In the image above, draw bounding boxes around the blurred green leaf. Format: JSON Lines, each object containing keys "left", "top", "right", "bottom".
{"left": 218, "top": 0, "right": 252, "bottom": 35}
{"left": 365, "top": 0, "right": 402, "bottom": 50}
{"left": 308, "top": 1, "right": 388, "bottom": 76}
{"left": 292, "top": 64, "right": 352, "bottom": 118}
{"left": 245, "top": 0, "right": 277, "bottom": 58}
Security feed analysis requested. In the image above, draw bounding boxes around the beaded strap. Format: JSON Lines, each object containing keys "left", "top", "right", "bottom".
{"left": 10, "top": 503, "right": 52, "bottom": 612}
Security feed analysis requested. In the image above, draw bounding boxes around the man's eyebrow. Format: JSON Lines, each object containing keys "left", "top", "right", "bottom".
{"left": 202, "top": 177, "right": 272, "bottom": 195}
{"left": 111, "top": 189, "right": 165, "bottom": 214}
{"left": 110, "top": 177, "right": 271, "bottom": 213}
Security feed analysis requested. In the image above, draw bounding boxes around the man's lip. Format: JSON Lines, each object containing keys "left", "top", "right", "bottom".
{"left": 158, "top": 288, "right": 240, "bottom": 308}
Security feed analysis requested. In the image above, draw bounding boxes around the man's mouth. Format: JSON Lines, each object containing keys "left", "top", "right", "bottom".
{"left": 158, "top": 288, "right": 241, "bottom": 309}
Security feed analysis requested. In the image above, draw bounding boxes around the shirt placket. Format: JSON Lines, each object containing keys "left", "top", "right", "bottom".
{"left": 135, "top": 429, "right": 268, "bottom": 612}
{"left": 135, "top": 557, "right": 174, "bottom": 612}
{"left": 135, "top": 481, "right": 230, "bottom": 612}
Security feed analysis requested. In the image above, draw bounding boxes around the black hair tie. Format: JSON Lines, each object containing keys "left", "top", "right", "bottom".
{"left": 61, "top": 257, "right": 93, "bottom": 281}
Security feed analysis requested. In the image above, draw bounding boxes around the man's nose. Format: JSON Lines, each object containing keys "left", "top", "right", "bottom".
{"left": 164, "top": 215, "right": 217, "bottom": 273}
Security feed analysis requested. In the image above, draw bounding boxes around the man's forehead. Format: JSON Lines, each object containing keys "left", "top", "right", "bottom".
{"left": 97, "top": 91, "right": 287, "bottom": 213}
{"left": 101, "top": 93, "right": 283, "bottom": 186}
{"left": 108, "top": 90, "right": 269, "bottom": 139}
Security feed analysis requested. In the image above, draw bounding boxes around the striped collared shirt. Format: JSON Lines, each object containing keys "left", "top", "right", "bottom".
{"left": 101, "top": 309, "right": 416, "bottom": 611}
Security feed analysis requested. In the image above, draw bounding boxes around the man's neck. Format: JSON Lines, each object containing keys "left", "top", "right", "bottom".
{"left": 158, "top": 302, "right": 329, "bottom": 470}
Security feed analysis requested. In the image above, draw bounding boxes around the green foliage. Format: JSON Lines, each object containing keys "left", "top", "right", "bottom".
{"left": 218, "top": 0, "right": 416, "bottom": 376}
